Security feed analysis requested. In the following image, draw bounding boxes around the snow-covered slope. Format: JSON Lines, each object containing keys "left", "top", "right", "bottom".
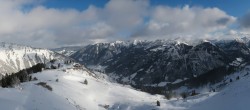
{"left": 0, "top": 42, "right": 67, "bottom": 75}
{"left": 186, "top": 67, "right": 250, "bottom": 110}
{"left": 1, "top": 63, "right": 250, "bottom": 110}
{"left": 52, "top": 46, "right": 82, "bottom": 57}
{"left": 157, "top": 65, "right": 250, "bottom": 110}
{"left": 0, "top": 65, "right": 166, "bottom": 110}
{"left": 154, "top": 65, "right": 250, "bottom": 110}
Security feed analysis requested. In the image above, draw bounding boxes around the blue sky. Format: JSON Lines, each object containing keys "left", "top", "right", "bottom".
{"left": 0, "top": 0, "right": 249, "bottom": 48}
{"left": 43, "top": 0, "right": 108, "bottom": 11}
{"left": 43, "top": 0, "right": 250, "bottom": 17}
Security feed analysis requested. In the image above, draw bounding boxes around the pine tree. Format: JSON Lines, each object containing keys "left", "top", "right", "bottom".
{"left": 11, "top": 76, "right": 20, "bottom": 87}
{"left": 229, "top": 79, "right": 233, "bottom": 82}
{"left": 58, "top": 63, "right": 60, "bottom": 68}
{"left": 33, "top": 77, "right": 38, "bottom": 81}
{"left": 156, "top": 100, "right": 160, "bottom": 106}
{"left": 191, "top": 90, "right": 197, "bottom": 96}
{"left": 165, "top": 91, "right": 174, "bottom": 100}
{"left": 236, "top": 76, "right": 240, "bottom": 80}
{"left": 1, "top": 75, "right": 7, "bottom": 87}
{"left": 29, "top": 76, "right": 32, "bottom": 81}
{"left": 181, "top": 92, "right": 187, "bottom": 99}
{"left": 212, "top": 88, "right": 216, "bottom": 92}
{"left": 84, "top": 79, "right": 88, "bottom": 85}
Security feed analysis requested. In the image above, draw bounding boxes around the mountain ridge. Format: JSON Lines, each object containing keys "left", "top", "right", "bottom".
{"left": 0, "top": 42, "right": 69, "bottom": 76}
{"left": 70, "top": 38, "right": 250, "bottom": 89}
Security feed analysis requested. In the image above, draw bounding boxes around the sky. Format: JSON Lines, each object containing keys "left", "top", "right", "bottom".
{"left": 0, "top": 0, "right": 250, "bottom": 48}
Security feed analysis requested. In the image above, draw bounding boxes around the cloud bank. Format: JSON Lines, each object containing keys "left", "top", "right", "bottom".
{"left": 132, "top": 5, "right": 236, "bottom": 40}
{"left": 0, "top": 0, "right": 239, "bottom": 48}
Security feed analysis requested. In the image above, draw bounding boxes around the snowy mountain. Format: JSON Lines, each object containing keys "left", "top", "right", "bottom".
{"left": 1, "top": 62, "right": 250, "bottom": 110}
{"left": 0, "top": 40, "right": 249, "bottom": 110}
{"left": 52, "top": 46, "right": 83, "bottom": 57}
{"left": 71, "top": 39, "right": 250, "bottom": 90}
{"left": 0, "top": 64, "right": 165, "bottom": 110}
{"left": 0, "top": 42, "right": 69, "bottom": 76}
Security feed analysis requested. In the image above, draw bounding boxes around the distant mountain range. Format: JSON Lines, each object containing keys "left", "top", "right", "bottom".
{"left": 4, "top": 37, "right": 250, "bottom": 91}
{"left": 0, "top": 40, "right": 249, "bottom": 110}
{"left": 70, "top": 38, "right": 250, "bottom": 89}
{"left": 52, "top": 46, "right": 83, "bottom": 57}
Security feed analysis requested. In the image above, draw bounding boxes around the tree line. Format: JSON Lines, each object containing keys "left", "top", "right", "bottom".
{"left": 131, "top": 65, "right": 238, "bottom": 100}
{"left": 0, "top": 63, "right": 45, "bottom": 88}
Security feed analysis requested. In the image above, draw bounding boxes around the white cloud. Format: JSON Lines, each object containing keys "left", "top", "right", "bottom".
{"left": 0, "top": 0, "right": 238, "bottom": 48}
{"left": 0, "top": 0, "right": 150, "bottom": 48}
{"left": 132, "top": 5, "right": 236, "bottom": 40}
{"left": 103, "top": 0, "right": 148, "bottom": 29}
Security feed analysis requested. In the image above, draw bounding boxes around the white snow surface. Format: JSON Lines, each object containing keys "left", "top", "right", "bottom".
{"left": 56, "top": 49, "right": 76, "bottom": 56}
{"left": 0, "top": 67, "right": 166, "bottom": 110}
{"left": 1, "top": 65, "right": 250, "bottom": 110}
{"left": 0, "top": 42, "right": 66, "bottom": 75}
{"left": 187, "top": 68, "right": 250, "bottom": 110}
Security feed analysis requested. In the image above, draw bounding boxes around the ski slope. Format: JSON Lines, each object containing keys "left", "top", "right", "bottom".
{"left": 0, "top": 65, "right": 249, "bottom": 110}
{"left": 0, "top": 66, "right": 166, "bottom": 110}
